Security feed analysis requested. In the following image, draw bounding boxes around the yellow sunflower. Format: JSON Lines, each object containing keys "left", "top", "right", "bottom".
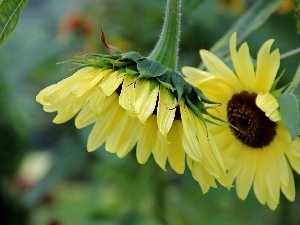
{"left": 36, "top": 65, "right": 229, "bottom": 189}
{"left": 182, "top": 32, "right": 300, "bottom": 210}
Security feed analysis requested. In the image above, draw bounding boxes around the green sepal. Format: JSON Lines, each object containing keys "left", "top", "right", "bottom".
{"left": 121, "top": 51, "right": 144, "bottom": 61}
{"left": 185, "top": 89, "right": 228, "bottom": 126}
{"left": 124, "top": 66, "right": 139, "bottom": 76}
{"left": 271, "top": 70, "right": 284, "bottom": 91}
{"left": 157, "top": 72, "right": 175, "bottom": 92}
{"left": 185, "top": 97, "right": 206, "bottom": 126}
{"left": 193, "top": 87, "right": 220, "bottom": 105}
{"left": 271, "top": 70, "right": 286, "bottom": 98}
{"left": 136, "top": 58, "right": 169, "bottom": 79}
{"left": 149, "top": 79, "right": 159, "bottom": 93}
{"left": 200, "top": 105, "right": 231, "bottom": 128}
{"left": 171, "top": 71, "right": 192, "bottom": 100}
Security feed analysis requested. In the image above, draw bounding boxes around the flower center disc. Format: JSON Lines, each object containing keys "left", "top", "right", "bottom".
{"left": 227, "top": 91, "right": 277, "bottom": 148}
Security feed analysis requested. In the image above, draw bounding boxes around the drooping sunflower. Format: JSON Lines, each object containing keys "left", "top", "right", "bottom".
{"left": 182, "top": 32, "right": 300, "bottom": 210}
{"left": 36, "top": 53, "right": 229, "bottom": 189}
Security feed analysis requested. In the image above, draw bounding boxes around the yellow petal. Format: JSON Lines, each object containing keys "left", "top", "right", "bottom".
{"left": 72, "top": 69, "right": 104, "bottom": 97}
{"left": 255, "top": 92, "right": 280, "bottom": 122}
{"left": 119, "top": 76, "right": 136, "bottom": 115}
{"left": 253, "top": 151, "right": 268, "bottom": 204}
{"left": 36, "top": 84, "right": 57, "bottom": 105}
{"left": 274, "top": 144, "right": 289, "bottom": 187}
{"left": 200, "top": 49, "right": 240, "bottom": 90}
{"left": 281, "top": 165, "right": 295, "bottom": 202}
{"left": 187, "top": 157, "right": 217, "bottom": 194}
{"left": 75, "top": 104, "right": 96, "bottom": 128}
{"left": 230, "top": 33, "right": 256, "bottom": 92}
{"left": 106, "top": 114, "right": 141, "bottom": 158}
{"left": 100, "top": 71, "right": 125, "bottom": 96}
{"left": 181, "top": 66, "right": 213, "bottom": 87}
{"left": 236, "top": 150, "right": 256, "bottom": 200}
{"left": 195, "top": 118, "right": 228, "bottom": 187}
{"left": 134, "top": 79, "right": 151, "bottom": 113}
{"left": 291, "top": 138, "right": 300, "bottom": 158}
{"left": 152, "top": 139, "right": 168, "bottom": 171}
{"left": 136, "top": 116, "right": 157, "bottom": 164}
{"left": 36, "top": 67, "right": 97, "bottom": 104}
{"left": 137, "top": 81, "right": 159, "bottom": 123}
{"left": 180, "top": 102, "right": 201, "bottom": 161}
{"left": 167, "top": 120, "right": 185, "bottom": 174}
{"left": 157, "top": 87, "right": 176, "bottom": 140}
{"left": 266, "top": 195, "right": 278, "bottom": 211}
{"left": 89, "top": 87, "right": 107, "bottom": 114}
{"left": 255, "top": 40, "right": 280, "bottom": 92}
{"left": 87, "top": 103, "right": 123, "bottom": 152}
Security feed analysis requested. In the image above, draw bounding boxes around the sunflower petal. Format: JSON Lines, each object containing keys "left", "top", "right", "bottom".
{"left": 167, "top": 120, "right": 185, "bottom": 174}
{"left": 255, "top": 40, "right": 280, "bottom": 92}
{"left": 157, "top": 87, "right": 177, "bottom": 140}
{"left": 230, "top": 33, "right": 255, "bottom": 92}
{"left": 136, "top": 116, "right": 157, "bottom": 164}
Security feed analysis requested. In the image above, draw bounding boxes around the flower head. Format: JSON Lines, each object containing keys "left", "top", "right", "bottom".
{"left": 182, "top": 32, "right": 300, "bottom": 209}
{"left": 36, "top": 51, "right": 229, "bottom": 190}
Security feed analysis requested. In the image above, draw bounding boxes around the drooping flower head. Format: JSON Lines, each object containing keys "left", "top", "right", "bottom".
{"left": 36, "top": 50, "right": 229, "bottom": 191}
{"left": 182, "top": 32, "right": 300, "bottom": 209}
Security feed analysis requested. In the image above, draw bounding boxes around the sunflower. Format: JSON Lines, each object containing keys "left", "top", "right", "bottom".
{"left": 182, "top": 32, "right": 300, "bottom": 210}
{"left": 36, "top": 64, "right": 229, "bottom": 189}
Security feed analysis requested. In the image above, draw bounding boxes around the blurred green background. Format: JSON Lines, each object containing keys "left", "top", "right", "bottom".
{"left": 0, "top": 0, "right": 299, "bottom": 224}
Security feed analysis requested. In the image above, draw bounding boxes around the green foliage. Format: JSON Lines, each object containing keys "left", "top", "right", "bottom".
{"left": 0, "top": 0, "right": 28, "bottom": 44}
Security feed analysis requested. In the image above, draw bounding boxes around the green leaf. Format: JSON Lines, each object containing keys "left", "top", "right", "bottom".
{"left": 0, "top": 0, "right": 28, "bottom": 44}
{"left": 206, "top": 0, "right": 285, "bottom": 60}
{"left": 185, "top": 97, "right": 206, "bottom": 124}
{"left": 278, "top": 93, "right": 299, "bottom": 141}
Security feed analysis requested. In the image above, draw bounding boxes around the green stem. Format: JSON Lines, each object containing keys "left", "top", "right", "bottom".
{"left": 148, "top": 0, "right": 181, "bottom": 71}
{"left": 280, "top": 47, "right": 300, "bottom": 60}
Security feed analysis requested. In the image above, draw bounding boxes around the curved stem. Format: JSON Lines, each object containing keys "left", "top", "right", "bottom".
{"left": 148, "top": 0, "right": 181, "bottom": 71}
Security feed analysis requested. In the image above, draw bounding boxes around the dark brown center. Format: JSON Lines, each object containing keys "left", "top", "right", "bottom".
{"left": 227, "top": 91, "right": 277, "bottom": 148}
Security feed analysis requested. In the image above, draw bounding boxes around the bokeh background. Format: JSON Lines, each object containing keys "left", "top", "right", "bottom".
{"left": 0, "top": 0, "right": 299, "bottom": 224}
